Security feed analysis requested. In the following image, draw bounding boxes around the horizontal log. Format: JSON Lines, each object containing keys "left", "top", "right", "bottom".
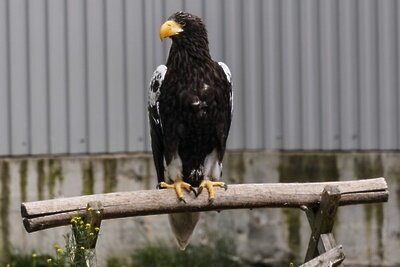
{"left": 21, "top": 178, "right": 388, "bottom": 233}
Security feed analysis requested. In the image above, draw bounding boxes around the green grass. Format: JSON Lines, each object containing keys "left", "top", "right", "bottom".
{"left": 7, "top": 253, "right": 54, "bottom": 267}
{"left": 129, "top": 238, "right": 246, "bottom": 267}
{"left": 5, "top": 224, "right": 295, "bottom": 267}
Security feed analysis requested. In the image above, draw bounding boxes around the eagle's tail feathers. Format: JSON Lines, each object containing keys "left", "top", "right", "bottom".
{"left": 168, "top": 212, "right": 200, "bottom": 250}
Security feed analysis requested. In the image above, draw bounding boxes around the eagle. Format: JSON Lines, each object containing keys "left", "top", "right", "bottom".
{"left": 148, "top": 11, "right": 233, "bottom": 250}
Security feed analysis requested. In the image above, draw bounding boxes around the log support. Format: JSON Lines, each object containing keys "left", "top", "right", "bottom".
{"left": 73, "top": 201, "right": 103, "bottom": 249}
{"left": 72, "top": 202, "right": 103, "bottom": 267}
{"left": 303, "top": 186, "right": 344, "bottom": 266}
{"left": 20, "top": 178, "right": 389, "bottom": 266}
{"left": 300, "top": 245, "right": 345, "bottom": 267}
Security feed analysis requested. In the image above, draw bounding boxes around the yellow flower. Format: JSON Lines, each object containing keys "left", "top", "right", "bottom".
{"left": 87, "top": 207, "right": 93, "bottom": 212}
{"left": 56, "top": 248, "right": 63, "bottom": 254}
{"left": 85, "top": 223, "right": 91, "bottom": 229}
{"left": 89, "top": 232, "right": 94, "bottom": 236}
{"left": 47, "top": 258, "right": 52, "bottom": 263}
{"left": 94, "top": 227, "right": 100, "bottom": 232}
{"left": 80, "top": 246, "right": 85, "bottom": 250}
{"left": 32, "top": 253, "right": 37, "bottom": 258}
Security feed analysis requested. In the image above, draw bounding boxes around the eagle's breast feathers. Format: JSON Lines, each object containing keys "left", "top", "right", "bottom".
{"left": 148, "top": 61, "right": 232, "bottom": 185}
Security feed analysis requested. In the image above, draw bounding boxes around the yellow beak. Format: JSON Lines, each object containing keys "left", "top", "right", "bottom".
{"left": 159, "top": 20, "right": 183, "bottom": 41}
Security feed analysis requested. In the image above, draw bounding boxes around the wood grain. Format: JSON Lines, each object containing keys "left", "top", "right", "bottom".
{"left": 21, "top": 178, "right": 388, "bottom": 233}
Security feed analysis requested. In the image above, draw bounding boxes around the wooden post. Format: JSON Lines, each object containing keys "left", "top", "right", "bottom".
{"left": 19, "top": 178, "right": 389, "bottom": 266}
{"left": 318, "top": 233, "right": 338, "bottom": 252}
{"left": 84, "top": 201, "right": 103, "bottom": 249}
{"left": 304, "top": 186, "right": 342, "bottom": 264}
{"left": 21, "top": 178, "right": 389, "bottom": 233}
{"left": 300, "top": 245, "right": 345, "bottom": 267}
{"left": 72, "top": 201, "right": 103, "bottom": 267}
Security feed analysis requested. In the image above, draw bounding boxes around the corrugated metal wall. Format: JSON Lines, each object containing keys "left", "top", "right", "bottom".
{"left": 0, "top": 0, "right": 399, "bottom": 156}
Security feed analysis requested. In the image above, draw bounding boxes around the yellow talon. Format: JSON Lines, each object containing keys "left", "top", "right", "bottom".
{"left": 197, "top": 180, "right": 227, "bottom": 203}
{"left": 158, "top": 179, "right": 196, "bottom": 203}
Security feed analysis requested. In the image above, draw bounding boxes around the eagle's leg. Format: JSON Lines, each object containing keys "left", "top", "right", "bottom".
{"left": 158, "top": 179, "right": 197, "bottom": 203}
{"left": 197, "top": 180, "right": 228, "bottom": 203}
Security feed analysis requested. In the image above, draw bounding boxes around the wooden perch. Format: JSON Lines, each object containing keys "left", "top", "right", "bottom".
{"left": 21, "top": 178, "right": 388, "bottom": 233}
{"left": 300, "top": 245, "right": 345, "bottom": 267}
{"left": 305, "top": 186, "right": 341, "bottom": 262}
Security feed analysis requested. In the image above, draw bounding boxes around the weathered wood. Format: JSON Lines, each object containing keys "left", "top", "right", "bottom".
{"left": 305, "top": 186, "right": 341, "bottom": 262}
{"left": 83, "top": 201, "right": 103, "bottom": 249}
{"left": 318, "top": 233, "right": 337, "bottom": 252}
{"left": 300, "top": 245, "right": 345, "bottom": 267}
{"left": 72, "top": 202, "right": 103, "bottom": 267}
{"left": 21, "top": 178, "right": 388, "bottom": 233}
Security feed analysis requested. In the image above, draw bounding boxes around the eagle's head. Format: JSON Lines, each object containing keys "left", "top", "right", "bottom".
{"left": 159, "top": 11, "right": 208, "bottom": 46}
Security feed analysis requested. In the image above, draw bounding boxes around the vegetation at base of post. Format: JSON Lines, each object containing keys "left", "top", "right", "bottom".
{"left": 129, "top": 238, "right": 244, "bottom": 267}
{"left": 6, "top": 215, "right": 296, "bottom": 267}
{"left": 5, "top": 215, "right": 99, "bottom": 267}
{"left": 107, "top": 238, "right": 298, "bottom": 267}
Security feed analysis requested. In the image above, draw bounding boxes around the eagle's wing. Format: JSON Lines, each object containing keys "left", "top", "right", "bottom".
{"left": 148, "top": 65, "right": 167, "bottom": 184}
{"left": 217, "top": 62, "right": 233, "bottom": 158}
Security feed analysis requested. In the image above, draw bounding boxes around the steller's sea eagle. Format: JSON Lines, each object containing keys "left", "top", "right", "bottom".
{"left": 148, "top": 11, "right": 232, "bottom": 250}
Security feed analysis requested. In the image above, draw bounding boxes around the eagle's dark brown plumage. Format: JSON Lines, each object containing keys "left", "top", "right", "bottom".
{"left": 148, "top": 11, "right": 232, "bottom": 249}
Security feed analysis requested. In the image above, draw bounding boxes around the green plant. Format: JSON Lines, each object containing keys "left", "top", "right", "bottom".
{"left": 130, "top": 237, "right": 246, "bottom": 267}
{"left": 6, "top": 252, "right": 53, "bottom": 267}
{"left": 6, "top": 215, "right": 100, "bottom": 267}
{"left": 69, "top": 216, "right": 99, "bottom": 266}
{"left": 106, "top": 257, "right": 130, "bottom": 267}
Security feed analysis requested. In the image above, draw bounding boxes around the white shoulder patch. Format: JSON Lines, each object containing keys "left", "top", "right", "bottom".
{"left": 218, "top": 62, "right": 232, "bottom": 84}
{"left": 148, "top": 65, "right": 167, "bottom": 107}
{"left": 218, "top": 62, "right": 233, "bottom": 114}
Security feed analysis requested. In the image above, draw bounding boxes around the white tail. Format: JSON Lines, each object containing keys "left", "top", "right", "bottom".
{"left": 168, "top": 212, "right": 200, "bottom": 250}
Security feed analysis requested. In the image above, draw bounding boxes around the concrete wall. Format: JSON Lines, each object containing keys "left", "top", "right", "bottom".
{"left": 1, "top": 152, "right": 399, "bottom": 266}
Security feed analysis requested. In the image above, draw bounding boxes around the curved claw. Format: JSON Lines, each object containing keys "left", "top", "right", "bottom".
{"left": 197, "top": 186, "right": 204, "bottom": 197}
{"left": 157, "top": 179, "right": 194, "bottom": 203}
{"left": 190, "top": 186, "right": 198, "bottom": 197}
{"left": 197, "top": 180, "right": 227, "bottom": 204}
{"left": 178, "top": 197, "right": 187, "bottom": 204}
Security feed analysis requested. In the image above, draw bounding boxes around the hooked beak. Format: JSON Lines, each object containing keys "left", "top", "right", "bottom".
{"left": 159, "top": 20, "right": 183, "bottom": 41}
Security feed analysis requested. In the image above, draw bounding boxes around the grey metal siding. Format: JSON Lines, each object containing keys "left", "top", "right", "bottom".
{"left": 0, "top": 0, "right": 9, "bottom": 155}
{"left": 0, "top": 0, "right": 400, "bottom": 156}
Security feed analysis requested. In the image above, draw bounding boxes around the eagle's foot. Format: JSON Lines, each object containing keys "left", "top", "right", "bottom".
{"left": 157, "top": 179, "right": 196, "bottom": 203}
{"left": 197, "top": 180, "right": 227, "bottom": 204}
